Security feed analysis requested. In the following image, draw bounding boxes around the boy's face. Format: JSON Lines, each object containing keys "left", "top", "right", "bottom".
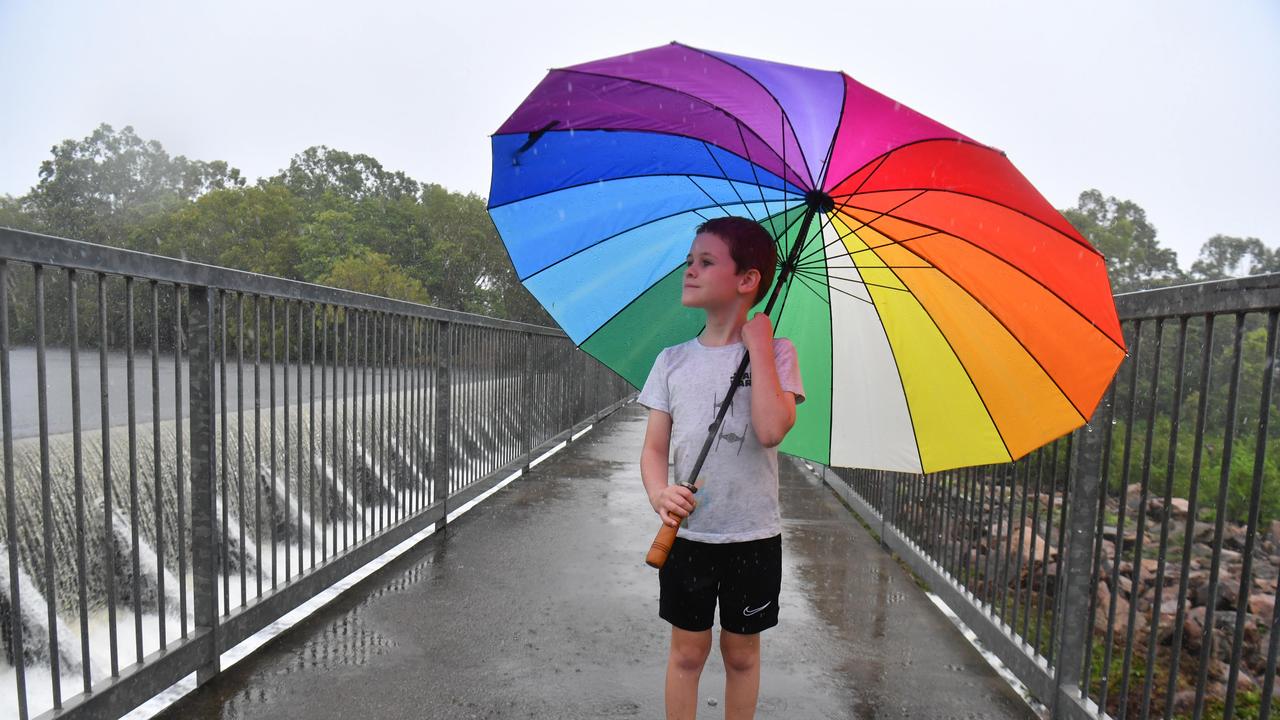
{"left": 682, "top": 232, "right": 759, "bottom": 309}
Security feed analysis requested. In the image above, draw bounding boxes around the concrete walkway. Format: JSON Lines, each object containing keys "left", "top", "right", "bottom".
{"left": 158, "top": 403, "right": 1037, "bottom": 719}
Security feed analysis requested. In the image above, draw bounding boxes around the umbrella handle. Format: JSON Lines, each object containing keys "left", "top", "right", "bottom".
{"left": 645, "top": 522, "right": 679, "bottom": 569}
{"left": 645, "top": 481, "right": 696, "bottom": 568}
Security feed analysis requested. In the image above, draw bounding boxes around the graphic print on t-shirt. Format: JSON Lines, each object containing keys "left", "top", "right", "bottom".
{"left": 716, "top": 423, "right": 749, "bottom": 455}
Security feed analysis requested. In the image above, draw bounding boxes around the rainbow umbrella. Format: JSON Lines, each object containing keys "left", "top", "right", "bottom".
{"left": 487, "top": 43, "right": 1125, "bottom": 474}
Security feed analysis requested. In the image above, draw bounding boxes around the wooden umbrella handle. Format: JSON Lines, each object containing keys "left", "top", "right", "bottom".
{"left": 646, "top": 482, "right": 696, "bottom": 569}
{"left": 646, "top": 521, "right": 680, "bottom": 569}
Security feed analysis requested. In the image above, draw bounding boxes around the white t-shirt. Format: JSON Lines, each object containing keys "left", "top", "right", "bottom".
{"left": 637, "top": 336, "right": 805, "bottom": 543}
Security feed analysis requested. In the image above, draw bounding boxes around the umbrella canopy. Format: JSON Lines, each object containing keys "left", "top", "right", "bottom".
{"left": 488, "top": 42, "right": 1125, "bottom": 474}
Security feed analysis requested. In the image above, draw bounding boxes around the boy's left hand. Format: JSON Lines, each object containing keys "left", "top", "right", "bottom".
{"left": 742, "top": 312, "right": 774, "bottom": 353}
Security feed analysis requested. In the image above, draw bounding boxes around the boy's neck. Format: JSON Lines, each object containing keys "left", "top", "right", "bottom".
{"left": 699, "top": 302, "right": 750, "bottom": 347}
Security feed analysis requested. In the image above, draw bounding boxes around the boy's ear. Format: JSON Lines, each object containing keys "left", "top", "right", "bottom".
{"left": 738, "top": 268, "right": 761, "bottom": 297}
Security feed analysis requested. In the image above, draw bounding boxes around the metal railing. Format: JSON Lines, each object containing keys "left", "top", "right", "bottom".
{"left": 822, "top": 273, "right": 1280, "bottom": 719}
{"left": 0, "top": 227, "right": 633, "bottom": 720}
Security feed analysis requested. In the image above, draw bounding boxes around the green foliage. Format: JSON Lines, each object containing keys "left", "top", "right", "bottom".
{"left": 24, "top": 123, "right": 244, "bottom": 245}
{"left": 1190, "top": 234, "right": 1280, "bottom": 281}
{"left": 1062, "top": 189, "right": 1184, "bottom": 292}
{"left": 269, "top": 145, "right": 420, "bottom": 203}
{"left": 2, "top": 124, "right": 552, "bottom": 331}
{"left": 318, "top": 248, "right": 430, "bottom": 304}
{"left": 1103, "top": 317, "right": 1280, "bottom": 525}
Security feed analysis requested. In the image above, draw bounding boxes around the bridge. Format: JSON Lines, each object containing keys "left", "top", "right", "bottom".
{"left": 2, "top": 227, "right": 1280, "bottom": 719}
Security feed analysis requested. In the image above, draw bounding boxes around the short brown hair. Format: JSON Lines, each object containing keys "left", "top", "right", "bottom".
{"left": 695, "top": 216, "right": 777, "bottom": 305}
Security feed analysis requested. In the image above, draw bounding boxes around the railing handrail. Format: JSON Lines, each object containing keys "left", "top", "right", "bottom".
{"left": 0, "top": 226, "right": 564, "bottom": 336}
{"left": 1114, "top": 271, "right": 1280, "bottom": 320}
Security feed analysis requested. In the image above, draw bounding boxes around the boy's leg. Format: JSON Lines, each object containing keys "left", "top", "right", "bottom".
{"left": 720, "top": 629, "right": 761, "bottom": 720}
{"left": 715, "top": 535, "right": 781, "bottom": 720}
{"left": 666, "top": 627, "right": 712, "bottom": 720}
{"left": 660, "top": 538, "right": 718, "bottom": 720}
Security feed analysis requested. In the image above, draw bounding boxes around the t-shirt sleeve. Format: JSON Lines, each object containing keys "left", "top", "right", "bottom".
{"left": 636, "top": 349, "right": 671, "bottom": 413}
{"left": 774, "top": 338, "right": 806, "bottom": 405}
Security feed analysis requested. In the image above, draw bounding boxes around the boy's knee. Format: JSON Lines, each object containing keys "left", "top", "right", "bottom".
{"left": 670, "top": 630, "right": 712, "bottom": 672}
{"left": 720, "top": 633, "right": 760, "bottom": 674}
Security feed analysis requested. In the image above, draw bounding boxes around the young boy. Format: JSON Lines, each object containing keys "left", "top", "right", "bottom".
{"left": 637, "top": 216, "right": 805, "bottom": 720}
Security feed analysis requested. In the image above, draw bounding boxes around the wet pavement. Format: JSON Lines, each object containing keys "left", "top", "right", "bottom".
{"left": 158, "top": 403, "right": 1038, "bottom": 719}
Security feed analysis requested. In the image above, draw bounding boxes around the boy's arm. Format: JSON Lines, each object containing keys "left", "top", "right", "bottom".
{"left": 641, "top": 408, "right": 695, "bottom": 527}
{"left": 742, "top": 314, "right": 797, "bottom": 448}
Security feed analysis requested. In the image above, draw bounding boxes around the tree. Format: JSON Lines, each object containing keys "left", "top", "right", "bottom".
{"left": 25, "top": 123, "right": 244, "bottom": 245}
{"left": 129, "top": 184, "right": 305, "bottom": 278}
{"left": 1061, "top": 189, "right": 1182, "bottom": 292}
{"left": 270, "top": 146, "right": 420, "bottom": 203}
{"left": 1189, "top": 234, "right": 1279, "bottom": 281}
{"left": 318, "top": 248, "right": 430, "bottom": 304}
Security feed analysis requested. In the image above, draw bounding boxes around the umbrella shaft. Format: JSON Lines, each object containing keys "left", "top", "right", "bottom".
{"left": 681, "top": 203, "right": 820, "bottom": 487}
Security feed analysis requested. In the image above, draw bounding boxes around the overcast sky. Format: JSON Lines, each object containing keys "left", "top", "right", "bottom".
{"left": 2, "top": 0, "right": 1276, "bottom": 269}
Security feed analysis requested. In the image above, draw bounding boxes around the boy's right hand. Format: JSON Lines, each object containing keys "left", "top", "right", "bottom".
{"left": 651, "top": 483, "right": 697, "bottom": 528}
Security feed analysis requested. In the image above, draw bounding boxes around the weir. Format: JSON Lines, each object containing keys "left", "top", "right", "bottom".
{"left": 0, "top": 227, "right": 633, "bottom": 720}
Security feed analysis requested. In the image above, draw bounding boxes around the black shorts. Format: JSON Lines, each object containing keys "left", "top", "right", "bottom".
{"left": 659, "top": 535, "right": 782, "bottom": 634}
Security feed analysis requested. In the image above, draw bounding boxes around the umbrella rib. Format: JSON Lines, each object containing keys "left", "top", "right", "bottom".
{"left": 828, "top": 186, "right": 1098, "bottom": 257}
{"left": 797, "top": 152, "right": 895, "bottom": 262}
{"left": 549, "top": 67, "right": 804, "bottom": 186}
{"left": 700, "top": 142, "right": 759, "bottom": 222}
{"left": 847, "top": 222, "right": 1092, "bottom": 424}
{"left": 792, "top": 266, "right": 913, "bottom": 294}
{"left": 809, "top": 152, "right": 890, "bottom": 246}
{"left": 487, "top": 164, "right": 800, "bottom": 211}
{"left": 820, "top": 137, "right": 994, "bottom": 201}
{"left": 826, "top": 198, "right": 1125, "bottom": 354}
{"left": 812, "top": 74, "right": 849, "bottom": 191}
{"left": 846, "top": 223, "right": 1016, "bottom": 462}
{"left": 735, "top": 122, "right": 786, "bottom": 237}
{"left": 574, "top": 264, "right": 687, "bottom": 352}
{"left": 799, "top": 169, "right": 912, "bottom": 268}
{"left": 687, "top": 176, "right": 748, "bottom": 222}
{"left": 518, "top": 198, "right": 779, "bottom": 284}
{"left": 793, "top": 232, "right": 942, "bottom": 271}
{"left": 789, "top": 271, "right": 832, "bottom": 306}
{"left": 795, "top": 190, "right": 927, "bottom": 270}
{"left": 790, "top": 271, "right": 876, "bottom": 306}
{"left": 678, "top": 42, "right": 816, "bottom": 189}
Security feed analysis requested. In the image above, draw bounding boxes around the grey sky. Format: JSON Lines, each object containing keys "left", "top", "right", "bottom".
{"left": 1, "top": 0, "right": 1276, "bottom": 270}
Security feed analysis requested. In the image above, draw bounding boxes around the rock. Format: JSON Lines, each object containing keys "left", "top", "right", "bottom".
{"left": 1100, "top": 539, "right": 1116, "bottom": 561}
{"left": 1145, "top": 585, "right": 1183, "bottom": 615}
{"left": 1235, "top": 668, "right": 1260, "bottom": 693}
{"left": 1125, "top": 483, "right": 1145, "bottom": 508}
{"left": 1194, "top": 576, "right": 1239, "bottom": 610}
{"left": 1016, "top": 526, "right": 1054, "bottom": 561}
{"left": 1194, "top": 522, "right": 1217, "bottom": 543}
{"left": 1269, "top": 519, "right": 1280, "bottom": 547}
{"left": 1169, "top": 498, "right": 1190, "bottom": 517}
{"left": 1249, "top": 593, "right": 1275, "bottom": 618}
{"left": 1155, "top": 611, "right": 1181, "bottom": 644}
{"left": 1225, "top": 525, "right": 1248, "bottom": 551}
{"left": 1218, "top": 547, "right": 1243, "bottom": 564}
{"left": 1184, "top": 606, "right": 1207, "bottom": 650}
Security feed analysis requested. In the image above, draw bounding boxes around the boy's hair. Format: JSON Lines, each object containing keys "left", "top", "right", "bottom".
{"left": 695, "top": 216, "right": 777, "bottom": 305}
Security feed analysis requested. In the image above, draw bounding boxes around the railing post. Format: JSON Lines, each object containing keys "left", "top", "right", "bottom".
{"left": 186, "top": 285, "right": 220, "bottom": 684}
{"left": 521, "top": 332, "right": 532, "bottom": 471}
{"left": 432, "top": 321, "right": 452, "bottom": 529}
{"left": 1053, "top": 396, "right": 1108, "bottom": 717}
{"left": 882, "top": 472, "right": 897, "bottom": 548}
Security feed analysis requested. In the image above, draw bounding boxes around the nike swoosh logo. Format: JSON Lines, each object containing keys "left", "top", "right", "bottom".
{"left": 742, "top": 602, "right": 771, "bottom": 617}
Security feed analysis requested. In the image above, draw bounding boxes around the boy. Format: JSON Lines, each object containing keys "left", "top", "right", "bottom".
{"left": 637, "top": 216, "right": 805, "bottom": 720}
